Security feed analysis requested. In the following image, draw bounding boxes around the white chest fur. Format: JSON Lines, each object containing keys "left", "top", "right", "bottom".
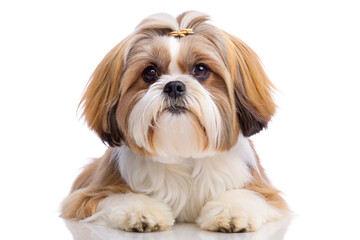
{"left": 117, "top": 135, "right": 256, "bottom": 222}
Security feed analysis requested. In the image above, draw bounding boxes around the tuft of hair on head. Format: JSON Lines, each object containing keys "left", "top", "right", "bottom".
{"left": 135, "top": 11, "right": 211, "bottom": 36}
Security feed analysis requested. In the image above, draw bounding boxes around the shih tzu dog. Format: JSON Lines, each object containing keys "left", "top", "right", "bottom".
{"left": 61, "top": 11, "right": 288, "bottom": 233}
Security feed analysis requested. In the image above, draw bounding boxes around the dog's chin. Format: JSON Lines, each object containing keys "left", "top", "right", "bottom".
{"left": 150, "top": 110, "right": 213, "bottom": 160}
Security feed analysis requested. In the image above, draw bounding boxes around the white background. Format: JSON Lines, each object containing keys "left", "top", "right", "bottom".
{"left": 1, "top": 0, "right": 359, "bottom": 239}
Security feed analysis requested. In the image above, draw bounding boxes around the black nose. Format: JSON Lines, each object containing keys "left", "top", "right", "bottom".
{"left": 163, "top": 81, "right": 186, "bottom": 98}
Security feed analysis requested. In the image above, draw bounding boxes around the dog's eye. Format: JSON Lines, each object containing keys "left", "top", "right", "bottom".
{"left": 191, "top": 63, "right": 210, "bottom": 81}
{"left": 142, "top": 66, "right": 159, "bottom": 83}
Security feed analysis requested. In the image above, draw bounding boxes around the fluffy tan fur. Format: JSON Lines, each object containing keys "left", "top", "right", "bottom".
{"left": 226, "top": 34, "right": 276, "bottom": 137}
{"left": 245, "top": 141, "right": 288, "bottom": 210}
{"left": 61, "top": 149, "right": 130, "bottom": 219}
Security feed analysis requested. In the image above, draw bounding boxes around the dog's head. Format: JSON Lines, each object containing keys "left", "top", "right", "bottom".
{"left": 80, "top": 11, "right": 275, "bottom": 158}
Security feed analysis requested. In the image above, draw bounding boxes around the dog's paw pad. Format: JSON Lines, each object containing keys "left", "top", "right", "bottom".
{"left": 129, "top": 221, "right": 159, "bottom": 232}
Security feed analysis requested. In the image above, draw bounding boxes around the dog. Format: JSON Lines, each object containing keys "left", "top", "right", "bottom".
{"left": 61, "top": 11, "right": 288, "bottom": 233}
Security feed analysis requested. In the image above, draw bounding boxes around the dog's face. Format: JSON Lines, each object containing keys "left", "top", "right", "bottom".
{"left": 80, "top": 12, "right": 275, "bottom": 158}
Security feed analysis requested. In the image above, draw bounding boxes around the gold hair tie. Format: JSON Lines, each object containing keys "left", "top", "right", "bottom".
{"left": 168, "top": 28, "right": 194, "bottom": 37}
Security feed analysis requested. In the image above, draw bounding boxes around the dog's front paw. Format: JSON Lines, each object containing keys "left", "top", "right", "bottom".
{"left": 119, "top": 206, "right": 173, "bottom": 232}
{"left": 84, "top": 193, "right": 175, "bottom": 232}
{"left": 196, "top": 189, "right": 281, "bottom": 233}
{"left": 197, "top": 202, "right": 262, "bottom": 233}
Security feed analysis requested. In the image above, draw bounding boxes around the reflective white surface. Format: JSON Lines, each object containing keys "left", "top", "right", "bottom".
{"left": 64, "top": 217, "right": 291, "bottom": 240}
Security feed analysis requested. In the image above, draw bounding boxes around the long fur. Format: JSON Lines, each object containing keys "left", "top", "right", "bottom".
{"left": 61, "top": 11, "right": 288, "bottom": 233}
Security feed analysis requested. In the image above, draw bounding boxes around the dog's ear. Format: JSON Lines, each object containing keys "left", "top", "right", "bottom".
{"left": 79, "top": 40, "right": 130, "bottom": 146}
{"left": 226, "top": 34, "right": 276, "bottom": 137}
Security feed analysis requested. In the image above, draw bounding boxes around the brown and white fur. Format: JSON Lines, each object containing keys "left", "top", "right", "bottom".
{"left": 61, "top": 11, "right": 288, "bottom": 233}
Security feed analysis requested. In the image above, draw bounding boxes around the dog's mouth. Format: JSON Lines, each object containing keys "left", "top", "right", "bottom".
{"left": 166, "top": 106, "right": 187, "bottom": 114}
{"left": 164, "top": 99, "right": 187, "bottom": 114}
